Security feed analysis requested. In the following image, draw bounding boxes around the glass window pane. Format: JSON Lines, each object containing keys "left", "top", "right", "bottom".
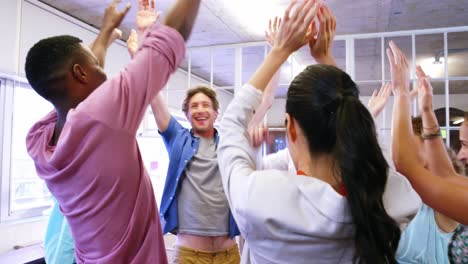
{"left": 355, "top": 38, "right": 382, "bottom": 81}
{"left": 448, "top": 32, "right": 468, "bottom": 78}
{"left": 10, "top": 84, "right": 53, "bottom": 213}
{"left": 242, "top": 46, "right": 266, "bottom": 84}
{"left": 266, "top": 130, "right": 286, "bottom": 154}
{"left": 213, "top": 48, "right": 235, "bottom": 88}
{"left": 415, "top": 34, "right": 444, "bottom": 80}
{"left": 448, "top": 80, "right": 468, "bottom": 151}
{"left": 137, "top": 137, "right": 169, "bottom": 206}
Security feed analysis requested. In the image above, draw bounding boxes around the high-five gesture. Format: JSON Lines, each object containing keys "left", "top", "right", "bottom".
{"left": 248, "top": 0, "right": 322, "bottom": 92}
{"left": 274, "top": 0, "right": 321, "bottom": 54}
{"left": 386, "top": 41, "right": 410, "bottom": 96}
{"left": 103, "top": 0, "right": 131, "bottom": 31}
{"left": 309, "top": 4, "right": 336, "bottom": 65}
{"left": 137, "top": 0, "right": 161, "bottom": 33}
{"left": 368, "top": 82, "right": 392, "bottom": 118}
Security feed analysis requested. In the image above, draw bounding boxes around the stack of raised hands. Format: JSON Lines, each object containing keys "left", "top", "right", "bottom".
{"left": 388, "top": 41, "right": 468, "bottom": 225}
{"left": 248, "top": 0, "right": 337, "bottom": 148}
{"left": 127, "top": 0, "right": 161, "bottom": 58}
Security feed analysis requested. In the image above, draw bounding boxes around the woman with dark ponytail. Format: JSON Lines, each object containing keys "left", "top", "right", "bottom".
{"left": 286, "top": 64, "right": 401, "bottom": 263}
{"left": 218, "top": 1, "right": 401, "bottom": 263}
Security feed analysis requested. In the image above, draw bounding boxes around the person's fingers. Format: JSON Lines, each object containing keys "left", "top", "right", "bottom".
{"left": 389, "top": 41, "right": 402, "bottom": 66}
{"left": 294, "top": 0, "right": 313, "bottom": 24}
{"left": 138, "top": 0, "right": 143, "bottom": 11}
{"left": 301, "top": 1, "right": 321, "bottom": 33}
{"left": 385, "top": 83, "right": 392, "bottom": 97}
{"left": 270, "top": 17, "right": 278, "bottom": 32}
{"left": 416, "top": 65, "right": 427, "bottom": 79}
{"left": 121, "top": 3, "right": 131, "bottom": 17}
{"left": 386, "top": 48, "right": 396, "bottom": 67}
{"left": 283, "top": 0, "right": 297, "bottom": 21}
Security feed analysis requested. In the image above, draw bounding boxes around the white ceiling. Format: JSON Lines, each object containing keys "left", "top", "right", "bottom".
{"left": 38, "top": 0, "right": 468, "bottom": 96}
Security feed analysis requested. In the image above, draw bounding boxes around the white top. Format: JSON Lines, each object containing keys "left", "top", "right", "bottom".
{"left": 219, "top": 84, "right": 355, "bottom": 264}
{"left": 262, "top": 138, "right": 421, "bottom": 228}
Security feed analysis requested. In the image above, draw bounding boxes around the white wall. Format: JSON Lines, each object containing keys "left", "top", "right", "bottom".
{"left": 0, "top": 0, "right": 21, "bottom": 75}
{"left": 0, "top": 0, "right": 233, "bottom": 254}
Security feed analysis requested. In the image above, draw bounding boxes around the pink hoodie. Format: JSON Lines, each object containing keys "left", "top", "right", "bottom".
{"left": 26, "top": 25, "right": 185, "bottom": 263}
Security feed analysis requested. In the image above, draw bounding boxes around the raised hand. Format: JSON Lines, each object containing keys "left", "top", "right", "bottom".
{"left": 309, "top": 4, "right": 336, "bottom": 65}
{"left": 273, "top": 0, "right": 321, "bottom": 54}
{"left": 265, "top": 17, "right": 281, "bottom": 47}
{"left": 415, "top": 65, "right": 434, "bottom": 113}
{"left": 137, "top": 0, "right": 161, "bottom": 33}
{"left": 386, "top": 41, "right": 410, "bottom": 96}
{"left": 106, "top": 28, "right": 122, "bottom": 47}
{"left": 368, "top": 82, "right": 392, "bottom": 118}
{"left": 248, "top": 124, "right": 268, "bottom": 148}
{"left": 127, "top": 29, "right": 139, "bottom": 58}
{"left": 102, "top": 0, "right": 131, "bottom": 31}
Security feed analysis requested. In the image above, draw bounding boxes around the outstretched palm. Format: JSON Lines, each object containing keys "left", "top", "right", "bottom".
{"left": 136, "top": 0, "right": 160, "bottom": 32}
{"left": 368, "top": 82, "right": 392, "bottom": 118}
{"left": 265, "top": 17, "right": 281, "bottom": 46}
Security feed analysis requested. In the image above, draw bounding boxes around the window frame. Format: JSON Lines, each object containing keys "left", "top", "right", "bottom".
{"left": 0, "top": 76, "right": 51, "bottom": 223}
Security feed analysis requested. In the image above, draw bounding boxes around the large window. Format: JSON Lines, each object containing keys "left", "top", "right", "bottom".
{"left": 0, "top": 77, "right": 193, "bottom": 221}
{"left": 1, "top": 78, "right": 53, "bottom": 221}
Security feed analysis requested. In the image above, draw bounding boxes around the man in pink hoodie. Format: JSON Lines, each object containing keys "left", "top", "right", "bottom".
{"left": 24, "top": 0, "right": 200, "bottom": 262}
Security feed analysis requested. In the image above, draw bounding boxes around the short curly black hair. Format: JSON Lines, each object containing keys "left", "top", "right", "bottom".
{"left": 25, "top": 35, "right": 83, "bottom": 99}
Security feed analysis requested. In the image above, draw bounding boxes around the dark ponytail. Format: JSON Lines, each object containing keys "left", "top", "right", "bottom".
{"left": 286, "top": 65, "right": 400, "bottom": 263}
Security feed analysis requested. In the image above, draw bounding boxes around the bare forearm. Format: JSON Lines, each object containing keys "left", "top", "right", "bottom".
{"left": 407, "top": 169, "right": 468, "bottom": 225}
{"left": 248, "top": 48, "right": 289, "bottom": 92}
{"left": 392, "top": 95, "right": 468, "bottom": 224}
{"left": 90, "top": 27, "right": 114, "bottom": 68}
{"left": 391, "top": 94, "right": 417, "bottom": 171}
{"left": 163, "top": 0, "right": 201, "bottom": 40}
{"left": 421, "top": 109, "right": 457, "bottom": 177}
{"left": 150, "top": 93, "right": 171, "bottom": 132}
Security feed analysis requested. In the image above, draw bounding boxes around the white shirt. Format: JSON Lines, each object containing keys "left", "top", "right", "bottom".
{"left": 262, "top": 142, "right": 421, "bottom": 228}
{"left": 219, "top": 85, "right": 355, "bottom": 263}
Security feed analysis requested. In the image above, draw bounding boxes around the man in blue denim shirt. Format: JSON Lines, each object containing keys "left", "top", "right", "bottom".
{"left": 151, "top": 87, "right": 240, "bottom": 263}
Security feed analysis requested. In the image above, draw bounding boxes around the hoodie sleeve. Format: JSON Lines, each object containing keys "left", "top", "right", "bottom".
{"left": 75, "top": 24, "right": 185, "bottom": 134}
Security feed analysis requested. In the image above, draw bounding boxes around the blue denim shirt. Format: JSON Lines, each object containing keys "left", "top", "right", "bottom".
{"left": 159, "top": 117, "right": 240, "bottom": 239}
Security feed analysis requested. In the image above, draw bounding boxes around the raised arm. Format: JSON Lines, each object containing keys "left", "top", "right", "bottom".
{"left": 367, "top": 82, "right": 392, "bottom": 118}
{"left": 78, "top": 0, "right": 199, "bottom": 133}
{"left": 309, "top": 4, "right": 337, "bottom": 66}
{"left": 218, "top": 0, "right": 321, "bottom": 216}
{"left": 150, "top": 93, "right": 171, "bottom": 132}
{"left": 162, "top": 0, "right": 201, "bottom": 40}
{"left": 130, "top": 0, "right": 172, "bottom": 132}
{"left": 389, "top": 41, "right": 468, "bottom": 225}
{"left": 415, "top": 66, "right": 468, "bottom": 187}
{"left": 89, "top": 0, "right": 129, "bottom": 68}
{"left": 247, "top": 17, "right": 281, "bottom": 148}
{"left": 249, "top": 0, "right": 321, "bottom": 92}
